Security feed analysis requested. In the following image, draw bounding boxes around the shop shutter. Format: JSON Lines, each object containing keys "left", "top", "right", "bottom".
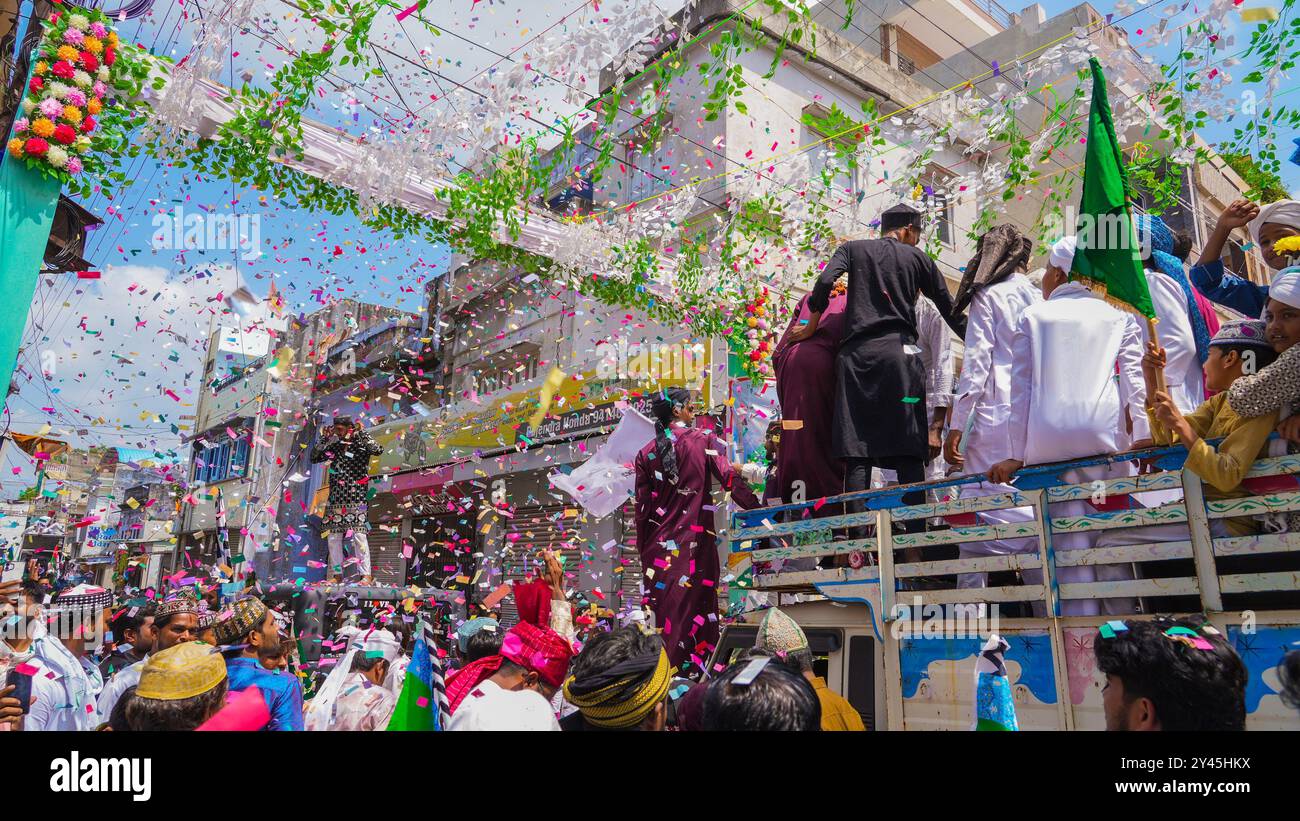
{"left": 367, "top": 528, "right": 405, "bottom": 586}
{"left": 496, "top": 503, "right": 582, "bottom": 627}
{"left": 617, "top": 500, "right": 645, "bottom": 614}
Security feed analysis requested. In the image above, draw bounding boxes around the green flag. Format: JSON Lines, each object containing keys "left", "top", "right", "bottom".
{"left": 1071, "top": 58, "right": 1155, "bottom": 320}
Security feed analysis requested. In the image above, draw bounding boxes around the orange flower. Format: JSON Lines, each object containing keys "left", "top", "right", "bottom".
{"left": 87, "top": 97, "right": 103, "bottom": 115}
{"left": 34, "top": 60, "right": 49, "bottom": 76}
{"left": 83, "top": 36, "right": 103, "bottom": 55}
{"left": 31, "top": 117, "right": 56, "bottom": 138}
{"left": 61, "top": 105, "right": 82, "bottom": 124}
{"left": 56, "top": 45, "right": 79, "bottom": 63}
{"left": 7, "top": 138, "right": 23, "bottom": 158}
{"left": 107, "top": 32, "right": 119, "bottom": 48}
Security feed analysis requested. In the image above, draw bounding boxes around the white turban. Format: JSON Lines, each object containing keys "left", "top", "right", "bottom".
{"left": 1250, "top": 200, "right": 1300, "bottom": 245}
{"left": 1268, "top": 269, "right": 1300, "bottom": 311}
{"left": 1048, "top": 236, "right": 1077, "bottom": 272}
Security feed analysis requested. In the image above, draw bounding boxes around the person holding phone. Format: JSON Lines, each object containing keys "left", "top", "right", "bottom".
{"left": 1, "top": 579, "right": 71, "bottom": 730}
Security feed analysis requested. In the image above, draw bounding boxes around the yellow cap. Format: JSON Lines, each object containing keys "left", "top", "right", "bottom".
{"left": 136, "top": 642, "right": 227, "bottom": 701}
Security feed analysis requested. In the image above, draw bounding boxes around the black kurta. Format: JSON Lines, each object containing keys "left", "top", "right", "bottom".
{"left": 807, "top": 238, "right": 966, "bottom": 460}
{"left": 310, "top": 429, "right": 383, "bottom": 529}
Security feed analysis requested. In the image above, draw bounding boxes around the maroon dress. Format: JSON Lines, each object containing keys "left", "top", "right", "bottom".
{"left": 633, "top": 426, "right": 760, "bottom": 674}
{"left": 772, "top": 292, "right": 849, "bottom": 508}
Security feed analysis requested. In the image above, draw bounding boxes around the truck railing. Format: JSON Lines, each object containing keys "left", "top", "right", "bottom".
{"left": 730, "top": 440, "right": 1300, "bottom": 618}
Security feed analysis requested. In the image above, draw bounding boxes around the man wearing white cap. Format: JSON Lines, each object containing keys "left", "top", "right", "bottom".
{"left": 305, "top": 627, "right": 400, "bottom": 730}
{"left": 987, "top": 236, "right": 1150, "bottom": 615}
{"left": 1191, "top": 199, "right": 1300, "bottom": 318}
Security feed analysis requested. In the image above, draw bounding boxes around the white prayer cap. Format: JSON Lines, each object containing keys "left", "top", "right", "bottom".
{"left": 1249, "top": 200, "right": 1300, "bottom": 245}
{"left": 359, "top": 628, "right": 402, "bottom": 663}
{"left": 1048, "top": 236, "right": 1077, "bottom": 272}
{"left": 1268, "top": 268, "right": 1300, "bottom": 311}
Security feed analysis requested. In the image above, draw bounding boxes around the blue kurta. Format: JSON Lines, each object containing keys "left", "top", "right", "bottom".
{"left": 1189, "top": 258, "right": 1268, "bottom": 318}
{"left": 226, "top": 656, "right": 305, "bottom": 731}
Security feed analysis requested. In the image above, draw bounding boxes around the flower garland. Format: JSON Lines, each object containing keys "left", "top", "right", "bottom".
{"left": 7, "top": 8, "right": 127, "bottom": 181}
{"left": 726, "top": 287, "right": 777, "bottom": 382}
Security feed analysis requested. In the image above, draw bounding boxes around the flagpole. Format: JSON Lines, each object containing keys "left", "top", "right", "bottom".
{"left": 1144, "top": 316, "right": 1168, "bottom": 395}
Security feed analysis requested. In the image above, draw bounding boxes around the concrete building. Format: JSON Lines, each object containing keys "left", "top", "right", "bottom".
{"left": 178, "top": 296, "right": 406, "bottom": 578}
{"left": 364, "top": 257, "right": 722, "bottom": 622}
{"left": 355, "top": 0, "right": 1020, "bottom": 623}
{"left": 920, "top": 2, "right": 1266, "bottom": 287}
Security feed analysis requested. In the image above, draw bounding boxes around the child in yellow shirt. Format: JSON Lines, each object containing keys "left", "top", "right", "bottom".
{"left": 1143, "top": 318, "right": 1279, "bottom": 535}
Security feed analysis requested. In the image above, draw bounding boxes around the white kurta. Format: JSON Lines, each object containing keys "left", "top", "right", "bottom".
{"left": 97, "top": 657, "right": 145, "bottom": 721}
{"left": 446, "top": 680, "right": 560, "bottom": 731}
{"left": 1009, "top": 281, "right": 1150, "bottom": 465}
{"left": 1006, "top": 281, "right": 1147, "bottom": 615}
{"left": 949, "top": 277, "right": 1043, "bottom": 590}
{"left": 1140, "top": 269, "right": 1204, "bottom": 414}
{"left": 951, "top": 275, "right": 1042, "bottom": 474}
{"left": 325, "top": 673, "right": 397, "bottom": 731}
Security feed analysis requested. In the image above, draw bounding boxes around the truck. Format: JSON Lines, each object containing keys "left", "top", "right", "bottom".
{"left": 721, "top": 442, "right": 1300, "bottom": 730}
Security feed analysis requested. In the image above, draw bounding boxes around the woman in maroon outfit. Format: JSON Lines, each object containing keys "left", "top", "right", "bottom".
{"left": 633, "top": 388, "right": 760, "bottom": 676}
{"left": 771, "top": 282, "right": 849, "bottom": 508}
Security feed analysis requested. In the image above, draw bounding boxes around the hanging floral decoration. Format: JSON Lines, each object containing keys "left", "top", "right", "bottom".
{"left": 726, "top": 287, "right": 777, "bottom": 383}
{"left": 8, "top": 7, "right": 148, "bottom": 190}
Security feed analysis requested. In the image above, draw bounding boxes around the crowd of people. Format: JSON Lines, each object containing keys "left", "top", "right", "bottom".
{"left": 2, "top": 570, "right": 1295, "bottom": 731}
{"left": 4, "top": 197, "right": 1300, "bottom": 732}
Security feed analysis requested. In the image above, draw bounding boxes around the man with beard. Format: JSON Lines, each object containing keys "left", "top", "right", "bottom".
{"left": 216, "top": 595, "right": 304, "bottom": 730}
{"left": 97, "top": 593, "right": 201, "bottom": 720}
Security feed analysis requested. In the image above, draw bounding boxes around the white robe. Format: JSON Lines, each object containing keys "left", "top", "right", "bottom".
{"left": 951, "top": 275, "right": 1043, "bottom": 474}
{"left": 1140, "top": 269, "right": 1204, "bottom": 415}
{"left": 97, "top": 657, "right": 145, "bottom": 721}
{"left": 1009, "top": 280, "right": 1150, "bottom": 464}
{"left": 950, "top": 277, "right": 1043, "bottom": 589}
{"left": 446, "top": 680, "right": 560, "bottom": 731}
{"left": 1004, "top": 281, "right": 1149, "bottom": 615}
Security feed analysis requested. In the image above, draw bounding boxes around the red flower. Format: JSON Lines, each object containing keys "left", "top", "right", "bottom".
{"left": 748, "top": 350, "right": 762, "bottom": 362}
{"left": 104, "top": 47, "right": 115, "bottom": 67}
{"left": 80, "top": 116, "right": 96, "bottom": 133}
{"left": 80, "top": 52, "right": 98, "bottom": 72}
{"left": 51, "top": 60, "right": 75, "bottom": 79}
{"left": 53, "top": 124, "right": 77, "bottom": 145}
{"left": 24, "top": 137, "right": 49, "bottom": 155}
{"left": 29, "top": 76, "right": 43, "bottom": 93}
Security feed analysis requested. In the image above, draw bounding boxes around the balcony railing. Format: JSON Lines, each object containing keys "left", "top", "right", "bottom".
{"left": 967, "top": 0, "right": 1013, "bottom": 29}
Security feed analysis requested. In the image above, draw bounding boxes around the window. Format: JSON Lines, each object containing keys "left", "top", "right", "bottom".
{"left": 623, "top": 113, "right": 675, "bottom": 206}
{"left": 191, "top": 451, "right": 208, "bottom": 484}
{"left": 925, "top": 190, "right": 953, "bottom": 246}
{"left": 208, "top": 442, "right": 231, "bottom": 483}
{"left": 231, "top": 437, "right": 251, "bottom": 477}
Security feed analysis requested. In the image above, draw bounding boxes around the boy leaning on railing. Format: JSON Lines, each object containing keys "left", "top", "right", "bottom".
{"left": 1141, "top": 318, "right": 1280, "bottom": 537}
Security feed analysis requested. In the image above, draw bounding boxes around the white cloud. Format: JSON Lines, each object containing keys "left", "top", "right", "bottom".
{"left": 12, "top": 261, "right": 251, "bottom": 454}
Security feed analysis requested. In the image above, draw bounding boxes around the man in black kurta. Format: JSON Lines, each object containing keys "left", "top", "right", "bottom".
{"left": 788, "top": 204, "right": 966, "bottom": 525}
